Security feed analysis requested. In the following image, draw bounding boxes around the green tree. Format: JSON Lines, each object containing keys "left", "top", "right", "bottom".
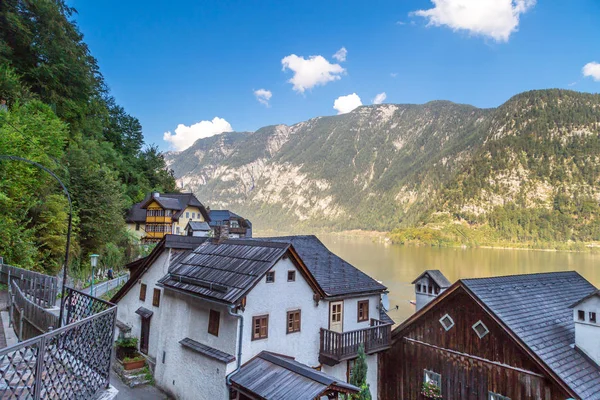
{"left": 349, "top": 344, "right": 372, "bottom": 400}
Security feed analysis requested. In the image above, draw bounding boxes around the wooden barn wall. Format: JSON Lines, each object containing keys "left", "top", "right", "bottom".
{"left": 379, "top": 288, "right": 570, "bottom": 400}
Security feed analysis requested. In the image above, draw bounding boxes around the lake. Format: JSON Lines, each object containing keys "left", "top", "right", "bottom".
{"left": 315, "top": 234, "right": 600, "bottom": 325}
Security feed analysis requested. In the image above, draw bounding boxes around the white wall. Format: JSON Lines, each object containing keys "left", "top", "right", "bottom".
{"left": 573, "top": 295, "right": 600, "bottom": 366}
{"left": 116, "top": 249, "right": 171, "bottom": 361}
{"left": 415, "top": 276, "right": 444, "bottom": 311}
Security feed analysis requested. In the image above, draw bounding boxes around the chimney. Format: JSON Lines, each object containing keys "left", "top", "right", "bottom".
{"left": 572, "top": 291, "right": 600, "bottom": 366}
{"left": 152, "top": 192, "right": 160, "bottom": 199}
{"left": 213, "top": 223, "right": 230, "bottom": 243}
{"left": 412, "top": 270, "right": 450, "bottom": 312}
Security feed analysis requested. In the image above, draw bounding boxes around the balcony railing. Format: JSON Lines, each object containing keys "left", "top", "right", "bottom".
{"left": 319, "top": 319, "right": 392, "bottom": 365}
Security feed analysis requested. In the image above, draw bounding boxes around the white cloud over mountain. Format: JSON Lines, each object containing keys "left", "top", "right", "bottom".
{"left": 411, "top": 0, "right": 536, "bottom": 42}
{"left": 163, "top": 117, "right": 233, "bottom": 151}
{"left": 254, "top": 89, "right": 272, "bottom": 106}
{"left": 332, "top": 47, "right": 347, "bottom": 62}
{"left": 373, "top": 92, "right": 387, "bottom": 104}
{"left": 333, "top": 93, "right": 362, "bottom": 114}
{"left": 282, "top": 54, "right": 345, "bottom": 93}
{"left": 583, "top": 62, "right": 600, "bottom": 81}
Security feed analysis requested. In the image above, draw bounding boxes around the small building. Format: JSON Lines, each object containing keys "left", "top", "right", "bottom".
{"left": 208, "top": 209, "right": 252, "bottom": 238}
{"left": 411, "top": 270, "right": 450, "bottom": 311}
{"left": 379, "top": 271, "right": 600, "bottom": 400}
{"left": 185, "top": 221, "right": 211, "bottom": 237}
{"left": 125, "top": 192, "right": 210, "bottom": 243}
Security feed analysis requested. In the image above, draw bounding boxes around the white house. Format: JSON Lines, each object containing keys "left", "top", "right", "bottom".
{"left": 412, "top": 270, "right": 451, "bottom": 312}
{"left": 112, "top": 235, "right": 392, "bottom": 399}
{"left": 571, "top": 289, "right": 600, "bottom": 366}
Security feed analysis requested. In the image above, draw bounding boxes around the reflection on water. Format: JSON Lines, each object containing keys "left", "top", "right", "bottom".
{"left": 315, "top": 234, "right": 600, "bottom": 324}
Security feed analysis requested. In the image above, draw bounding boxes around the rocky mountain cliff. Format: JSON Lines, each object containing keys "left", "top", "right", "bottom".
{"left": 166, "top": 90, "right": 600, "bottom": 245}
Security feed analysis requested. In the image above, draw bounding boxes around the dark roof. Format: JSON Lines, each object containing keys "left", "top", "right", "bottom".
{"left": 111, "top": 235, "right": 209, "bottom": 303}
{"left": 208, "top": 210, "right": 250, "bottom": 228}
{"left": 569, "top": 289, "right": 600, "bottom": 308}
{"left": 257, "top": 236, "right": 386, "bottom": 297}
{"left": 462, "top": 271, "right": 600, "bottom": 400}
{"left": 179, "top": 338, "right": 235, "bottom": 363}
{"left": 411, "top": 270, "right": 451, "bottom": 288}
{"left": 133, "top": 192, "right": 210, "bottom": 221}
{"left": 158, "top": 240, "right": 293, "bottom": 304}
{"left": 125, "top": 202, "right": 146, "bottom": 223}
{"left": 231, "top": 352, "right": 359, "bottom": 399}
{"left": 186, "top": 221, "right": 211, "bottom": 231}
{"left": 135, "top": 307, "right": 153, "bottom": 319}
{"left": 380, "top": 309, "right": 394, "bottom": 325}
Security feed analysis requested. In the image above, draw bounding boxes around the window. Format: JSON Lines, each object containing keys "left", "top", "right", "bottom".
{"left": 347, "top": 358, "right": 357, "bottom": 382}
{"left": 287, "top": 310, "right": 301, "bottom": 333}
{"left": 578, "top": 310, "right": 586, "bottom": 321}
{"left": 186, "top": 212, "right": 190, "bottom": 219}
{"left": 424, "top": 370, "right": 441, "bottom": 387}
{"left": 473, "top": 321, "right": 490, "bottom": 339}
{"left": 590, "top": 312, "right": 597, "bottom": 324}
{"left": 266, "top": 271, "right": 275, "bottom": 283}
{"left": 152, "top": 289, "right": 161, "bottom": 307}
{"left": 416, "top": 284, "right": 421, "bottom": 292}
{"left": 287, "top": 270, "right": 296, "bottom": 282}
{"left": 428, "top": 285, "right": 433, "bottom": 294}
{"left": 252, "top": 315, "right": 268, "bottom": 340}
{"left": 434, "top": 286, "right": 440, "bottom": 295}
{"left": 489, "top": 392, "right": 511, "bottom": 400}
{"left": 208, "top": 310, "right": 220, "bottom": 336}
{"left": 135, "top": 223, "right": 140, "bottom": 231}
{"left": 139, "top": 283, "right": 147, "bottom": 301}
{"left": 231, "top": 220, "right": 240, "bottom": 228}
{"left": 439, "top": 314, "right": 454, "bottom": 331}
{"left": 176, "top": 226, "right": 180, "bottom": 234}
{"left": 357, "top": 300, "right": 369, "bottom": 322}
{"left": 192, "top": 212, "right": 196, "bottom": 219}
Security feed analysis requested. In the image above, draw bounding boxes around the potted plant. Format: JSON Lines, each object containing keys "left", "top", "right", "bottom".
{"left": 115, "top": 337, "right": 138, "bottom": 361}
{"left": 121, "top": 354, "right": 146, "bottom": 371}
{"left": 421, "top": 381, "right": 442, "bottom": 399}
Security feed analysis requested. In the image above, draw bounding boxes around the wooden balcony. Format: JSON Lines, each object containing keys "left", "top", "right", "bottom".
{"left": 319, "top": 319, "right": 392, "bottom": 366}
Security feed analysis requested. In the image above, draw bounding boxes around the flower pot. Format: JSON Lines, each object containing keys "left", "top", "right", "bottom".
{"left": 122, "top": 358, "right": 146, "bottom": 371}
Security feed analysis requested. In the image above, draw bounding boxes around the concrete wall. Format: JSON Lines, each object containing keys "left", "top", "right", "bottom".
{"left": 573, "top": 295, "right": 600, "bottom": 366}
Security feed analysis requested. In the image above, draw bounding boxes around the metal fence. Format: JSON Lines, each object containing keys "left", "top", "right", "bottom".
{"left": 0, "top": 264, "right": 58, "bottom": 308}
{"left": 0, "top": 287, "right": 116, "bottom": 399}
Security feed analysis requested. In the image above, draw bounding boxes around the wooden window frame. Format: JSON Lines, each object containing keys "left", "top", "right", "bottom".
{"left": 287, "top": 270, "right": 296, "bottom": 282}
{"left": 252, "top": 315, "right": 269, "bottom": 340}
{"left": 266, "top": 271, "right": 275, "bottom": 283}
{"left": 590, "top": 311, "right": 597, "bottom": 324}
{"left": 357, "top": 300, "right": 369, "bottom": 322}
{"left": 152, "top": 288, "right": 161, "bottom": 307}
{"left": 286, "top": 310, "right": 301, "bottom": 334}
{"left": 439, "top": 314, "right": 454, "bottom": 331}
{"left": 139, "top": 283, "right": 147, "bottom": 301}
{"left": 208, "top": 309, "right": 220, "bottom": 336}
{"left": 329, "top": 301, "right": 343, "bottom": 331}
{"left": 424, "top": 369, "right": 442, "bottom": 388}
{"left": 578, "top": 310, "right": 586, "bottom": 321}
{"left": 472, "top": 320, "right": 490, "bottom": 339}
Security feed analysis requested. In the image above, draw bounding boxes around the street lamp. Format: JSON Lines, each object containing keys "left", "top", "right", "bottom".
{"left": 90, "top": 254, "right": 99, "bottom": 297}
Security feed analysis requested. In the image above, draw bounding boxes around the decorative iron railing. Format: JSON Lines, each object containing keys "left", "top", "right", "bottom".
{"left": 319, "top": 320, "right": 392, "bottom": 365}
{"left": 0, "top": 287, "right": 117, "bottom": 399}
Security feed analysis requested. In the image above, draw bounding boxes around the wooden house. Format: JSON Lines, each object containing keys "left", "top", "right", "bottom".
{"left": 379, "top": 271, "right": 600, "bottom": 400}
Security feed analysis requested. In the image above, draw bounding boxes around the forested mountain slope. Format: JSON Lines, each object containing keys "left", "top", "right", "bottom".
{"left": 167, "top": 90, "right": 600, "bottom": 247}
{"left": 0, "top": 0, "right": 176, "bottom": 274}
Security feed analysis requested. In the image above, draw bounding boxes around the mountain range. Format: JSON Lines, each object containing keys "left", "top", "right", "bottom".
{"left": 165, "top": 89, "right": 600, "bottom": 247}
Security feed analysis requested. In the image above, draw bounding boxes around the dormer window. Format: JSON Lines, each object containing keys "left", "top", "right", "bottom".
{"left": 439, "top": 314, "right": 454, "bottom": 331}
{"left": 578, "top": 310, "right": 586, "bottom": 321}
{"left": 473, "top": 321, "right": 489, "bottom": 339}
{"left": 590, "top": 312, "right": 597, "bottom": 324}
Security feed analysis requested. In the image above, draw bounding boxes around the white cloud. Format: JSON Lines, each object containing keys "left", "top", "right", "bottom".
{"left": 396, "top": 21, "right": 406, "bottom": 25}
{"left": 373, "top": 92, "right": 387, "bottom": 104}
{"left": 390, "top": 72, "right": 398, "bottom": 78}
{"left": 333, "top": 93, "right": 362, "bottom": 114}
{"left": 163, "top": 117, "right": 233, "bottom": 151}
{"left": 332, "top": 47, "right": 347, "bottom": 62}
{"left": 281, "top": 54, "right": 345, "bottom": 93}
{"left": 411, "top": 0, "right": 536, "bottom": 42}
{"left": 583, "top": 62, "right": 600, "bottom": 81}
{"left": 254, "top": 89, "right": 272, "bottom": 107}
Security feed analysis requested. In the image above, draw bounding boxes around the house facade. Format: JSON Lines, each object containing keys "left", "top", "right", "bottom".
{"left": 379, "top": 271, "right": 600, "bottom": 400}
{"left": 208, "top": 210, "right": 252, "bottom": 238}
{"left": 125, "top": 192, "right": 210, "bottom": 243}
{"left": 112, "top": 235, "right": 391, "bottom": 399}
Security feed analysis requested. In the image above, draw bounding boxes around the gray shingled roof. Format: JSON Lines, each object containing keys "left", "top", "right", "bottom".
{"left": 186, "top": 221, "right": 211, "bottom": 231}
{"left": 231, "top": 352, "right": 359, "bottom": 399}
{"left": 179, "top": 338, "right": 235, "bottom": 363}
{"left": 125, "top": 201, "right": 146, "bottom": 223}
{"left": 133, "top": 192, "right": 210, "bottom": 221}
{"left": 411, "top": 270, "right": 451, "bottom": 288}
{"left": 462, "top": 271, "right": 600, "bottom": 400}
{"left": 158, "top": 239, "right": 291, "bottom": 304}
{"left": 259, "top": 236, "right": 387, "bottom": 297}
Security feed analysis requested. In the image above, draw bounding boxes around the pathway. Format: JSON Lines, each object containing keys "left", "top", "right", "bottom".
{"left": 110, "top": 369, "right": 170, "bottom": 400}
{"left": 81, "top": 274, "right": 129, "bottom": 298}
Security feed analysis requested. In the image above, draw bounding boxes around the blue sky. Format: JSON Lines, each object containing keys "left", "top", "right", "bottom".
{"left": 71, "top": 0, "right": 600, "bottom": 151}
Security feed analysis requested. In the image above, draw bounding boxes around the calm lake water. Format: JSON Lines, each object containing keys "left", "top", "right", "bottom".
{"left": 314, "top": 234, "right": 600, "bottom": 325}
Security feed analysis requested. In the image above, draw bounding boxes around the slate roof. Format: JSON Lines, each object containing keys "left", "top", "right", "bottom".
{"left": 380, "top": 309, "right": 395, "bottom": 325}
{"left": 127, "top": 192, "right": 210, "bottom": 222}
{"left": 158, "top": 240, "right": 292, "bottom": 304}
{"left": 462, "top": 271, "right": 600, "bottom": 400}
{"left": 125, "top": 202, "right": 146, "bottom": 223}
{"left": 230, "top": 352, "right": 359, "bottom": 399}
{"left": 569, "top": 289, "right": 600, "bottom": 308}
{"left": 208, "top": 210, "right": 251, "bottom": 228}
{"left": 179, "top": 338, "right": 235, "bottom": 363}
{"left": 186, "top": 221, "right": 211, "bottom": 231}
{"left": 135, "top": 307, "right": 153, "bottom": 319}
{"left": 412, "top": 270, "right": 451, "bottom": 288}
{"left": 258, "top": 236, "right": 387, "bottom": 297}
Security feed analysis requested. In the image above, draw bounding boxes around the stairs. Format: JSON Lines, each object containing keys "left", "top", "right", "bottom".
{"left": 112, "top": 361, "right": 153, "bottom": 388}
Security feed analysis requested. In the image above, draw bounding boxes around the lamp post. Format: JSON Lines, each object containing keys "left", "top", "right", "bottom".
{"left": 90, "top": 254, "right": 99, "bottom": 297}
{"left": 0, "top": 155, "right": 72, "bottom": 327}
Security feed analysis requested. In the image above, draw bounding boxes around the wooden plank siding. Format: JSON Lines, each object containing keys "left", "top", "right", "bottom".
{"left": 379, "top": 288, "right": 571, "bottom": 400}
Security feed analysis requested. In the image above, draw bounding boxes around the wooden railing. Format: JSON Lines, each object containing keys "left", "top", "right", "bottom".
{"left": 319, "top": 321, "right": 392, "bottom": 365}
{"left": 0, "top": 263, "right": 58, "bottom": 308}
